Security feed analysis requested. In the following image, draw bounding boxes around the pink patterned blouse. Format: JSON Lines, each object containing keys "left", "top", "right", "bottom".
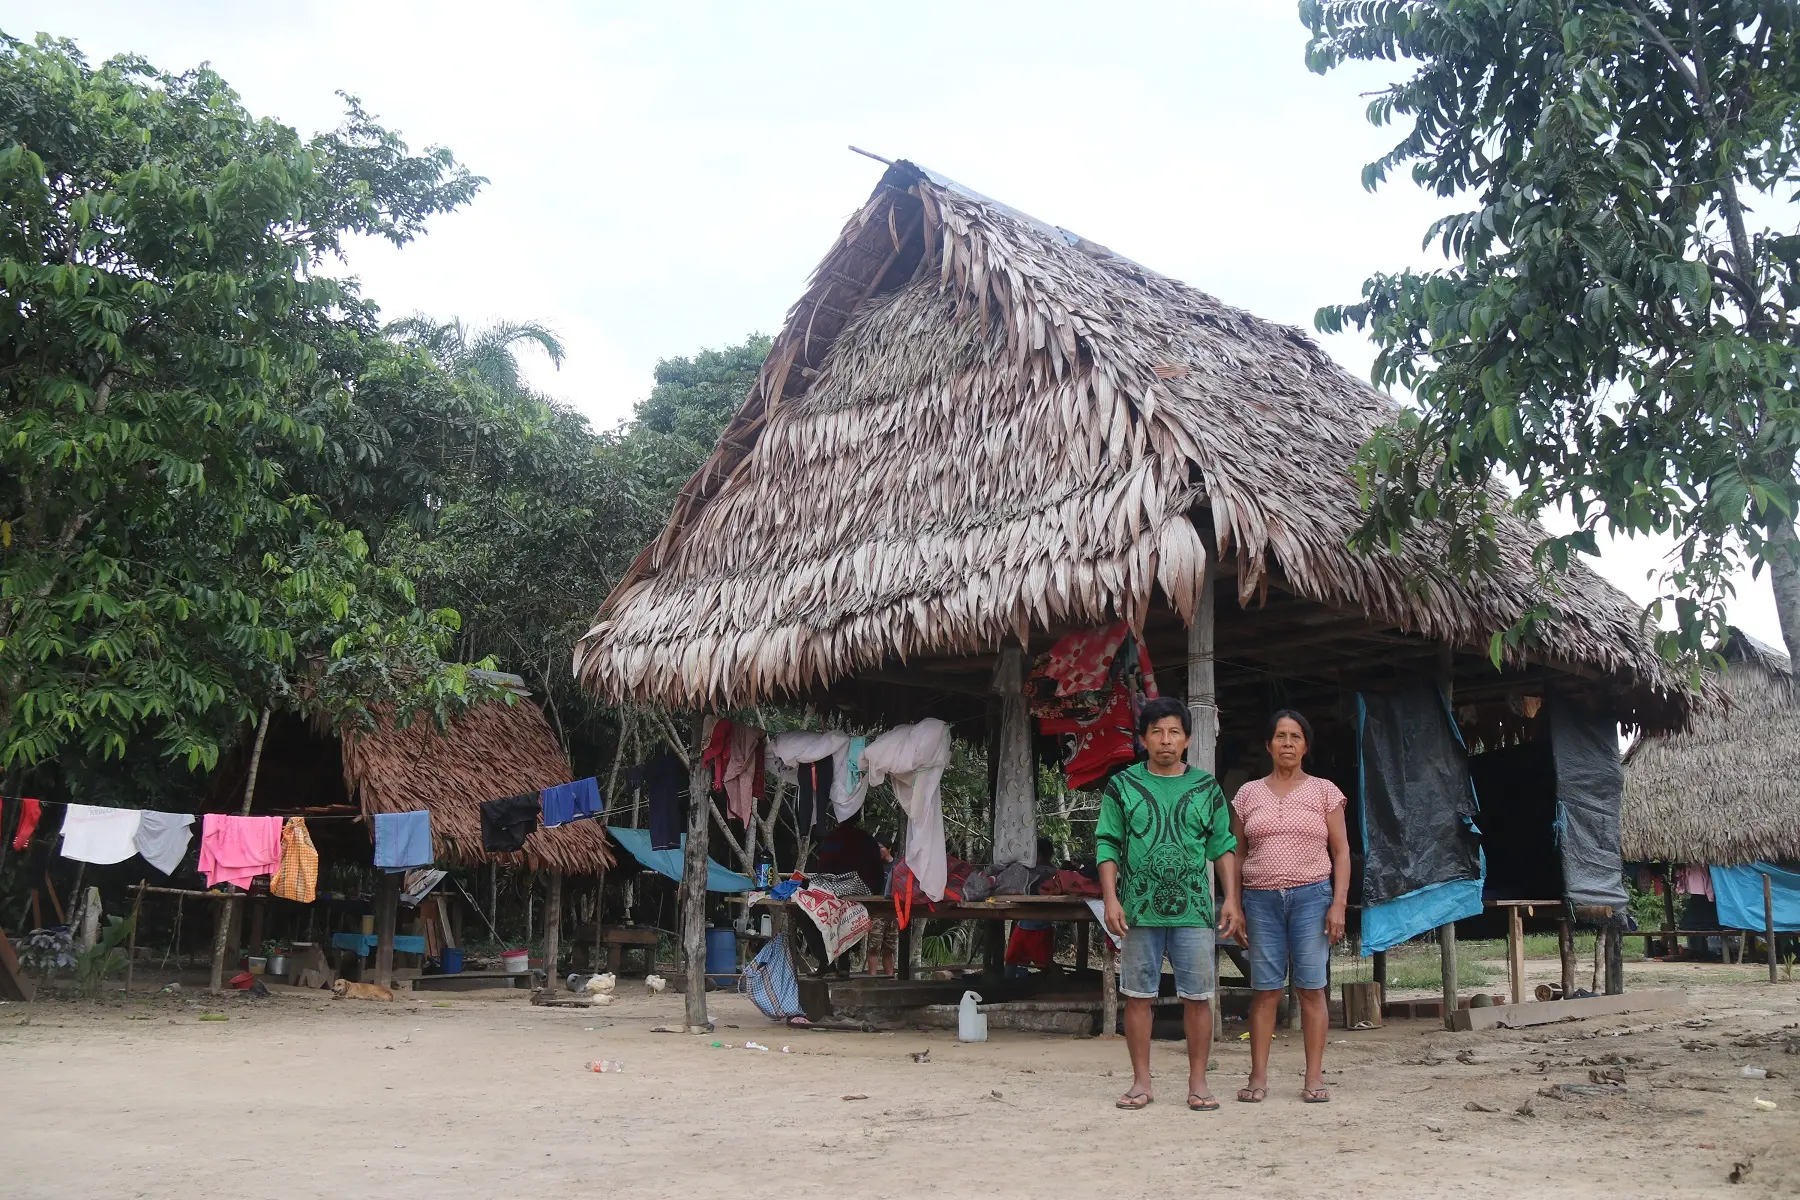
{"left": 1230, "top": 775, "right": 1346, "bottom": 891}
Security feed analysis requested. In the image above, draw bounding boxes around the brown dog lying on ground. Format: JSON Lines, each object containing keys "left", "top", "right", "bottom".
{"left": 330, "top": 978, "right": 395, "bottom": 1001}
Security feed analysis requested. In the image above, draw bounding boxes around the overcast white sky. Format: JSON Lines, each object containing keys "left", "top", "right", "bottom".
{"left": 12, "top": 1, "right": 1783, "bottom": 647}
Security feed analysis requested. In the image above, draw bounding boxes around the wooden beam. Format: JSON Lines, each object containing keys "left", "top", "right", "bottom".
{"left": 542, "top": 869, "right": 563, "bottom": 992}
{"left": 1448, "top": 988, "right": 1686, "bottom": 1032}
{"left": 1507, "top": 905, "right": 1526, "bottom": 1006}
{"left": 1558, "top": 920, "right": 1576, "bottom": 999}
{"left": 1188, "top": 558, "right": 1222, "bottom": 1039}
{"left": 373, "top": 872, "right": 399, "bottom": 989}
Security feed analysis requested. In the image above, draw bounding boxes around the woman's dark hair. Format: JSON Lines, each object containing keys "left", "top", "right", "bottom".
{"left": 1264, "top": 708, "right": 1314, "bottom": 748}
{"left": 1138, "top": 695, "right": 1191, "bottom": 738}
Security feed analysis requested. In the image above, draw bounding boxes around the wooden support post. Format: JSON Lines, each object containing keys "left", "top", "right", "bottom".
{"left": 681, "top": 724, "right": 712, "bottom": 1031}
{"left": 1558, "top": 920, "right": 1576, "bottom": 999}
{"left": 211, "top": 705, "right": 271, "bottom": 994}
{"left": 1076, "top": 921, "right": 1090, "bottom": 974}
{"left": 1603, "top": 920, "right": 1624, "bottom": 995}
{"left": 1187, "top": 556, "right": 1222, "bottom": 1038}
{"left": 1661, "top": 867, "right": 1679, "bottom": 957}
{"left": 542, "top": 869, "right": 564, "bottom": 989}
{"left": 983, "top": 921, "right": 1004, "bottom": 984}
{"left": 373, "top": 872, "right": 399, "bottom": 989}
{"left": 1507, "top": 905, "right": 1526, "bottom": 1005}
{"left": 246, "top": 898, "right": 265, "bottom": 966}
{"left": 990, "top": 644, "right": 1036, "bottom": 866}
{"left": 1439, "top": 923, "right": 1459, "bottom": 1028}
{"left": 1101, "top": 934, "right": 1118, "bottom": 1036}
{"left": 125, "top": 880, "right": 146, "bottom": 995}
{"left": 1372, "top": 949, "right": 1387, "bottom": 991}
{"left": 1436, "top": 645, "right": 1458, "bottom": 1029}
{"left": 898, "top": 919, "right": 914, "bottom": 981}
{"left": 1765, "top": 873, "right": 1779, "bottom": 985}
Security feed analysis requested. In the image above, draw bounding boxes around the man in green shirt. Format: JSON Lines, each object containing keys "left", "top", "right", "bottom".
{"left": 1097, "top": 695, "right": 1243, "bottom": 1111}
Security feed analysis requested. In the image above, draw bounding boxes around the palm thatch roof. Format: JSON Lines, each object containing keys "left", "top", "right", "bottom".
{"left": 341, "top": 677, "right": 612, "bottom": 875}
{"left": 575, "top": 159, "right": 1692, "bottom": 733}
{"left": 1622, "top": 632, "right": 1800, "bottom": 865}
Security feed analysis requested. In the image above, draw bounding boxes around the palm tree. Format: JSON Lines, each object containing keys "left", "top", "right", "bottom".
{"left": 385, "top": 315, "right": 566, "bottom": 398}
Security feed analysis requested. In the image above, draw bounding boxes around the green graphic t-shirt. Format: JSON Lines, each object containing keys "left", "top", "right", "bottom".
{"left": 1095, "top": 762, "right": 1236, "bottom": 928}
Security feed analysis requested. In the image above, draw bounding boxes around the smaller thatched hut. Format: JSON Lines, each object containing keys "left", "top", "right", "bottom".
{"left": 1623, "top": 632, "right": 1800, "bottom": 867}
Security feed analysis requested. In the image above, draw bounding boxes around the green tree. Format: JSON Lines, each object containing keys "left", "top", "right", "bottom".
{"left": 0, "top": 32, "right": 482, "bottom": 773}
{"left": 1305, "top": 1, "right": 1800, "bottom": 666}
{"left": 614, "top": 336, "right": 772, "bottom": 507}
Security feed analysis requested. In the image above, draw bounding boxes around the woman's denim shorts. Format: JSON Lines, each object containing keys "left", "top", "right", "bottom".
{"left": 1243, "top": 879, "right": 1332, "bottom": 991}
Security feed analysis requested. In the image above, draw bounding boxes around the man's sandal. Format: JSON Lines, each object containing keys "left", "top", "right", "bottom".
{"left": 1188, "top": 1093, "right": 1221, "bottom": 1111}
{"left": 1115, "top": 1090, "right": 1153, "bottom": 1110}
{"left": 1235, "top": 1086, "right": 1267, "bottom": 1103}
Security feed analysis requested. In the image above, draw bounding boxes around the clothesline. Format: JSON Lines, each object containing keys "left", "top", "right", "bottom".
{"left": 0, "top": 795, "right": 368, "bottom": 819}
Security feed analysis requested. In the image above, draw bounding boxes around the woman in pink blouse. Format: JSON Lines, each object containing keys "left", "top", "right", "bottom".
{"left": 1229, "top": 710, "right": 1351, "bottom": 1103}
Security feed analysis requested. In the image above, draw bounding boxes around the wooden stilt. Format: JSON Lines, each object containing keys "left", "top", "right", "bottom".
{"left": 1076, "top": 921, "right": 1090, "bottom": 974}
{"left": 373, "top": 872, "right": 399, "bottom": 989}
{"left": 1101, "top": 934, "right": 1118, "bottom": 1036}
{"left": 125, "top": 880, "right": 146, "bottom": 995}
{"left": 990, "top": 644, "right": 1036, "bottom": 865}
{"left": 211, "top": 706, "right": 271, "bottom": 994}
{"left": 1604, "top": 918, "right": 1624, "bottom": 995}
{"left": 1507, "top": 905, "right": 1526, "bottom": 1005}
{"left": 542, "top": 869, "right": 563, "bottom": 989}
{"left": 1372, "top": 949, "right": 1387, "bottom": 991}
{"left": 1764, "top": 873, "right": 1778, "bottom": 985}
{"left": 1558, "top": 920, "right": 1576, "bottom": 998}
{"left": 1439, "top": 923, "right": 1459, "bottom": 1029}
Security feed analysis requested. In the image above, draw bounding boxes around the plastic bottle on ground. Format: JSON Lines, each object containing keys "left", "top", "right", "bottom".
{"left": 585, "top": 1060, "right": 625, "bottom": 1073}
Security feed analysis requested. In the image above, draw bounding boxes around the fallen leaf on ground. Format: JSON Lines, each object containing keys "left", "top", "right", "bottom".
{"left": 841, "top": 1094, "right": 868, "bottom": 1101}
{"left": 1464, "top": 1101, "right": 1500, "bottom": 1113}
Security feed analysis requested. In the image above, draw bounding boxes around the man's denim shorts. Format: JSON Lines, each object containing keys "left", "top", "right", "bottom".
{"left": 1243, "top": 879, "right": 1333, "bottom": 991}
{"left": 1119, "top": 924, "right": 1216, "bottom": 1001}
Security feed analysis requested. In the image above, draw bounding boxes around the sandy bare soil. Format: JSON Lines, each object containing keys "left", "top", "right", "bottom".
{"left": 1, "top": 965, "right": 1796, "bottom": 1200}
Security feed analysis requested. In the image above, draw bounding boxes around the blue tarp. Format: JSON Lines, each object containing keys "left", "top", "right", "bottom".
{"left": 1362, "top": 875, "right": 1486, "bottom": 954}
{"left": 1711, "top": 862, "right": 1800, "bottom": 932}
{"left": 607, "top": 826, "right": 752, "bottom": 893}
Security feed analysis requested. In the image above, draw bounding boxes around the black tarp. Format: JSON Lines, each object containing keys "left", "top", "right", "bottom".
{"left": 1358, "top": 684, "right": 1482, "bottom": 904}
{"left": 1468, "top": 740, "right": 1566, "bottom": 903}
{"left": 1549, "top": 694, "right": 1628, "bottom": 908}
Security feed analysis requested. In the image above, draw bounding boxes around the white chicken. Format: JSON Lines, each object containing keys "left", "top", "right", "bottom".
{"left": 645, "top": 973, "right": 667, "bottom": 994}
{"left": 583, "top": 972, "right": 617, "bottom": 995}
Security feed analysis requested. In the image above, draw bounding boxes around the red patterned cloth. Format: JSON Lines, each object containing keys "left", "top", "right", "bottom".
{"left": 1005, "top": 924, "right": 1055, "bottom": 968}
{"left": 1027, "top": 623, "right": 1159, "bottom": 720}
{"left": 1039, "top": 685, "right": 1139, "bottom": 791}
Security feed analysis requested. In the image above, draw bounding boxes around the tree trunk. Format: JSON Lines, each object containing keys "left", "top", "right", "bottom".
{"left": 990, "top": 644, "right": 1036, "bottom": 865}
{"left": 1765, "top": 517, "right": 1800, "bottom": 668}
{"left": 211, "top": 707, "right": 271, "bottom": 994}
{"left": 541, "top": 869, "right": 563, "bottom": 990}
{"left": 682, "top": 721, "right": 712, "bottom": 1031}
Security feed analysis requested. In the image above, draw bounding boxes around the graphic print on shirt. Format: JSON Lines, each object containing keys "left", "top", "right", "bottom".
{"left": 1096, "top": 765, "right": 1234, "bottom": 928}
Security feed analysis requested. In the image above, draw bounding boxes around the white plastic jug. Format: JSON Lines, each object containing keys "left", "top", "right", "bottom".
{"left": 958, "top": 990, "right": 988, "bottom": 1042}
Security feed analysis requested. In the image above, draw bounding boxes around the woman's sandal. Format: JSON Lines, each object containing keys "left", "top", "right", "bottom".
{"left": 1301, "top": 1086, "right": 1331, "bottom": 1103}
{"left": 1115, "top": 1090, "right": 1153, "bottom": 1110}
{"left": 1188, "top": 1093, "right": 1221, "bottom": 1111}
{"left": 1235, "top": 1086, "right": 1267, "bottom": 1103}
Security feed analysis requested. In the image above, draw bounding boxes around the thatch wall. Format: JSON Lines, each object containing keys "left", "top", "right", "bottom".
{"left": 342, "top": 697, "right": 613, "bottom": 876}
{"left": 1622, "top": 635, "right": 1800, "bottom": 864}
{"left": 576, "top": 159, "right": 1691, "bottom": 732}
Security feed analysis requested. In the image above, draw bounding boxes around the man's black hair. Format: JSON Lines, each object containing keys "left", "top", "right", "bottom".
{"left": 1137, "top": 695, "right": 1191, "bottom": 739}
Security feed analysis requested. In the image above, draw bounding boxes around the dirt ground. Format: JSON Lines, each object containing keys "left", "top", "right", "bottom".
{"left": 2, "top": 958, "right": 1796, "bottom": 1200}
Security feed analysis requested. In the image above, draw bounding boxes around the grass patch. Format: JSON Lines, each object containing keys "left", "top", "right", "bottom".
{"left": 1380, "top": 956, "right": 1497, "bottom": 991}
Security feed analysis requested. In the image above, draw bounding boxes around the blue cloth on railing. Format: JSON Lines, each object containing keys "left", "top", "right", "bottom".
{"left": 769, "top": 879, "right": 803, "bottom": 901}
{"left": 541, "top": 777, "right": 603, "bottom": 827}
{"left": 331, "top": 932, "right": 427, "bottom": 956}
{"left": 373, "top": 811, "right": 433, "bottom": 872}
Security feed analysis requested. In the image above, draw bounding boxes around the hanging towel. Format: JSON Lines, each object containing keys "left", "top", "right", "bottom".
{"left": 373, "top": 811, "right": 433, "bottom": 872}
{"left": 481, "top": 792, "right": 541, "bottom": 852}
{"left": 769, "top": 731, "right": 855, "bottom": 821}
{"left": 270, "top": 818, "right": 319, "bottom": 903}
{"left": 860, "top": 720, "right": 952, "bottom": 902}
{"left": 133, "top": 812, "right": 195, "bottom": 875}
{"left": 701, "top": 717, "right": 735, "bottom": 793}
{"left": 647, "top": 750, "right": 686, "bottom": 852}
{"left": 540, "top": 778, "right": 603, "bottom": 827}
{"left": 841, "top": 735, "right": 869, "bottom": 815}
{"left": 8, "top": 798, "right": 42, "bottom": 851}
{"left": 60, "top": 804, "right": 144, "bottom": 865}
{"left": 721, "top": 723, "right": 766, "bottom": 825}
{"left": 198, "top": 814, "right": 284, "bottom": 889}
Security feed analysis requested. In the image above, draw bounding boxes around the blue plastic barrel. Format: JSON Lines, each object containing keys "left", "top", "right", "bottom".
{"left": 704, "top": 928, "right": 737, "bottom": 977}
{"left": 440, "top": 947, "right": 464, "bottom": 974}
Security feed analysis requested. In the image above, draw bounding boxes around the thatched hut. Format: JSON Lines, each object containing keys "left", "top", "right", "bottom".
{"left": 1623, "top": 632, "right": 1800, "bottom": 867}
{"left": 212, "top": 676, "right": 613, "bottom": 876}
{"left": 575, "top": 159, "right": 1695, "bottom": 1024}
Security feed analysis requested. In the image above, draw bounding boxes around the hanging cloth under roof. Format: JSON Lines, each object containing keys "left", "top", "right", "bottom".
{"left": 606, "top": 826, "right": 752, "bottom": 892}
{"left": 1548, "top": 693, "right": 1628, "bottom": 910}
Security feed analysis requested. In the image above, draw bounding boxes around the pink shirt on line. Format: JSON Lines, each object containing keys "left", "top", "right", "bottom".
{"left": 1231, "top": 775, "right": 1345, "bottom": 891}
{"left": 198, "top": 814, "right": 283, "bottom": 889}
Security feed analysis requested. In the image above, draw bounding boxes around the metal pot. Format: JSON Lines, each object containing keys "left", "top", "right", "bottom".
{"left": 265, "top": 954, "right": 290, "bottom": 977}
